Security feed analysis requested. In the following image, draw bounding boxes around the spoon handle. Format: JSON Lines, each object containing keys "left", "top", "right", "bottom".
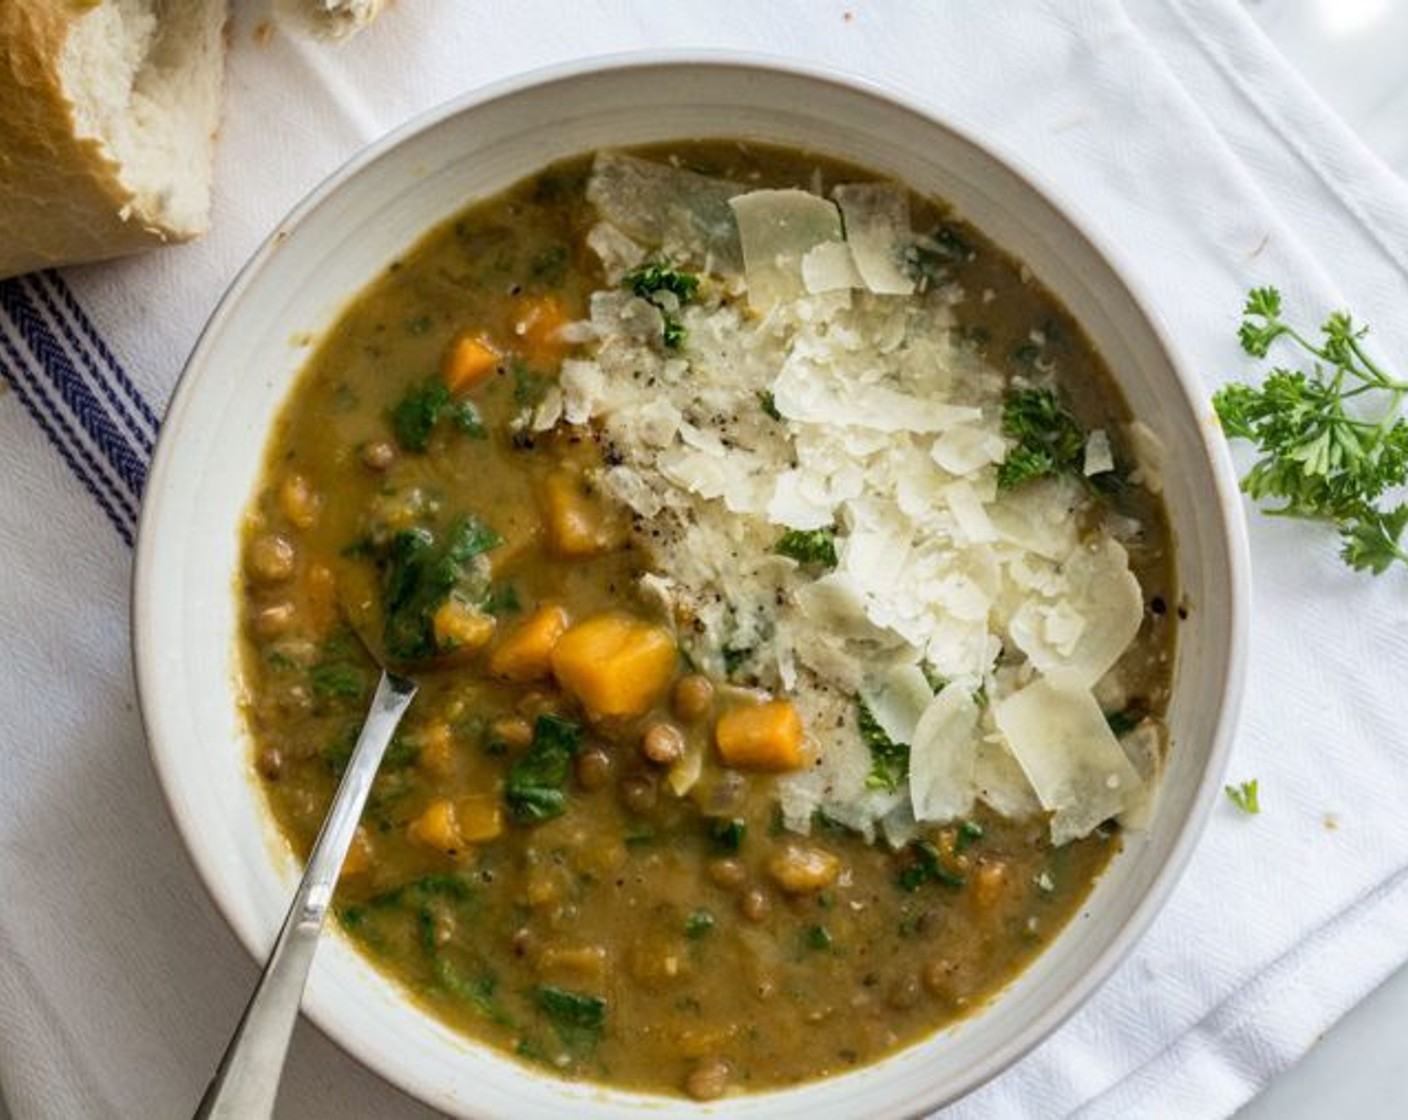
{"left": 195, "top": 670, "right": 417, "bottom": 1120}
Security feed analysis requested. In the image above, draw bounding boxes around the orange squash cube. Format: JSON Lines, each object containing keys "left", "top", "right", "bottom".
{"left": 512, "top": 294, "right": 570, "bottom": 368}
{"left": 432, "top": 597, "right": 496, "bottom": 654}
{"left": 442, "top": 333, "right": 501, "bottom": 394}
{"left": 539, "top": 469, "right": 616, "bottom": 557}
{"left": 487, "top": 603, "right": 570, "bottom": 681}
{"left": 714, "top": 699, "right": 805, "bottom": 772}
{"left": 551, "top": 613, "right": 678, "bottom": 720}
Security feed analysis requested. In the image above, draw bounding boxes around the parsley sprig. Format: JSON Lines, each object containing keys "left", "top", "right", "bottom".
{"left": 1213, "top": 287, "right": 1408, "bottom": 574}
{"left": 998, "top": 387, "right": 1088, "bottom": 490}
{"left": 1225, "top": 779, "right": 1260, "bottom": 816}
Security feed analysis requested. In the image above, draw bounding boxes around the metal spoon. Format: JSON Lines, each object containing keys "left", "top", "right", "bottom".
{"left": 195, "top": 668, "right": 417, "bottom": 1119}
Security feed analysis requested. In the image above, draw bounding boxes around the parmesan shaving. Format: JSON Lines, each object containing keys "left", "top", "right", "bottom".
{"left": 567, "top": 157, "right": 1162, "bottom": 848}
{"left": 909, "top": 686, "right": 981, "bottom": 823}
{"left": 993, "top": 677, "right": 1143, "bottom": 844}
{"left": 730, "top": 190, "right": 844, "bottom": 311}
{"left": 832, "top": 183, "right": 917, "bottom": 295}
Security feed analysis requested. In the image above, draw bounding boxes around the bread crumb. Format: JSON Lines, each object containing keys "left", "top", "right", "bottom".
{"left": 1323, "top": 813, "right": 1339, "bottom": 832}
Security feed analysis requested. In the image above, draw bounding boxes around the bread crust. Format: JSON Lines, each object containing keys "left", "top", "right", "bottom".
{"left": 0, "top": 1, "right": 213, "bottom": 279}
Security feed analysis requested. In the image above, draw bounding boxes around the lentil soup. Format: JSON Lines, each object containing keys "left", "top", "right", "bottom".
{"left": 238, "top": 143, "right": 1176, "bottom": 1099}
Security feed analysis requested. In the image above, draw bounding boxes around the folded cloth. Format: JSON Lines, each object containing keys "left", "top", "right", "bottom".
{"left": 3, "top": 2, "right": 1407, "bottom": 1117}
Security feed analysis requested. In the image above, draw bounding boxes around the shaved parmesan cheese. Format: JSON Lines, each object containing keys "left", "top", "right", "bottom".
{"left": 859, "top": 663, "right": 935, "bottom": 746}
{"left": 1009, "top": 537, "right": 1143, "bottom": 688}
{"left": 944, "top": 480, "right": 997, "bottom": 544}
{"left": 802, "top": 241, "right": 864, "bottom": 293}
{"left": 974, "top": 736, "right": 1043, "bottom": 819}
{"left": 730, "top": 190, "right": 844, "bottom": 311}
{"left": 833, "top": 183, "right": 916, "bottom": 295}
{"left": 587, "top": 152, "right": 744, "bottom": 271}
{"left": 1084, "top": 428, "right": 1114, "bottom": 476}
{"left": 993, "top": 677, "right": 1143, "bottom": 844}
{"left": 1127, "top": 419, "right": 1165, "bottom": 494}
{"left": 931, "top": 422, "right": 1007, "bottom": 476}
{"left": 565, "top": 162, "right": 1165, "bottom": 848}
{"left": 909, "top": 686, "right": 981, "bottom": 822}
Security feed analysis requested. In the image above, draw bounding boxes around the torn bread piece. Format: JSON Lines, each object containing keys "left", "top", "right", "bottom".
{"left": 0, "top": 0, "right": 229, "bottom": 279}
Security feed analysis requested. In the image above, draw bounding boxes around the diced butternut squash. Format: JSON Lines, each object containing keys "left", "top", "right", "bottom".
{"left": 408, "top": 798, "right": 465, "bottom": 856}
{"left": 418, "top": 721, "right": 457, "bottom": 778}
{"left": 551, "top": 613, "right": 678, "bottom": 720}
{"left": 455, "top": 795, "right": 504, "bottom": 842}
{"left": 488, "top": 603, "right": 570, "bottom": 681}
{"left": 714, "top": 700, "right": 804, "bottom": 772}
{"left": 432, "top": 597, "right": 496, "bottom": 654}
{"left": 512, "top": 294, "right": 570, "bottom": 368}
{"left": 538, "top": 469, "right": 617, "bottom": 557}
{"left": 441, "top": 333, "right": 501, "bottom": 394}
{"left": 340, "top": 826, "right": 373, "bottom": 879}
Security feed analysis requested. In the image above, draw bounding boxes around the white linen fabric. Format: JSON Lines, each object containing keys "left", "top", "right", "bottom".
{"left": 3, "top": 2, "right": 1407, "bottom": 1117}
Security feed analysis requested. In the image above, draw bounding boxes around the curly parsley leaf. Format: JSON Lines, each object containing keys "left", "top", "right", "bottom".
{"left": 774, "top": 527, "right": 838, "bottom": 569}
{"left": 997, "top": 388, "right": 1087, "bottom": 490}
{"left": 624, "top": 263, "right": 699, "bottom": 350}
{"left": 859, "top": 701, "right": 909, "bottom": 792}
{"left": 1225, "top": 778, "right": 1260, "bottom": 815}
{"left": 1214, "top": 288, "right": 1408, "bottom": 574}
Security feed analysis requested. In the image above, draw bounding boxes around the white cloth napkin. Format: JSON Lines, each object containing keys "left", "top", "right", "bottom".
{"left": 4, "top": 2, "right": 1407, "bottom": 1117}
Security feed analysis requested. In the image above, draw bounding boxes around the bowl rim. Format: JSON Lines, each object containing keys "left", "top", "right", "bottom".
{"left": 133, "top": 48, "right": 1251, "bottom": 1116}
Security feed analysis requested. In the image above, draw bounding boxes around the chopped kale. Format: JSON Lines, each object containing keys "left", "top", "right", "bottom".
{"left": 309, "top": 662, "right": 367, "bottom": 701}
{"left": 535, "top": 985, "right": 606, "bottom": 1050}
{"left": 997, "top": 387, "right": 1088, "bottom": 490}
{"left": 897, "top": 839, "right": 966, "bottom": 891}
{"left": 860, "top": 702, "right": 909, "bottom": 792}
{"left": 380, "top": 514, "right": 502, "bottom": 662}
{"left": 684, "top": 909, "right": 716, "bottom": 939}
{"left": 804, "top": 925, "right": 833, "bottom": 951}
{"left": 956, "top": 819, "right": 985, "bottom": 852}
{"left": 504, "top": 714, "right": 582, "bottom": 823}
{"left": 709, "top": 817, "right": 747, "bottom": 853}
{"left": 390, "top": 377, "right": 451, "bottom": 452}
{"left": 774, "top": 527, "right": 838, "bottom": 568}
{"left": 758, "top": 390, "right": 781, "bottom": 421}
{"left": 434, "top": 960, "right": 514, "bottom": 1026}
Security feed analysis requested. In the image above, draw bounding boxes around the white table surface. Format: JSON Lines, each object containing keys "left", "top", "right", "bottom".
{"left": 1232, "top": 0, "right": 1408, "bottom": 1112}
{"left": 2, "top": 4, "right": 1404, "bottom": 1119}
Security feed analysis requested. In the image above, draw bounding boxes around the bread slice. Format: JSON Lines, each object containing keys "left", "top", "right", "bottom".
{"left": 0, "top": 1, "right": 228, "bottom": 280}
{"left": 276, "top": 0, "right": 386, "bottom": 40}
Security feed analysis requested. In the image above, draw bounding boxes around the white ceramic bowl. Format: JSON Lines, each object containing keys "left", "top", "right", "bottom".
{"left": 134, "top": 55, "right": 1250, "bottom": 1119}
